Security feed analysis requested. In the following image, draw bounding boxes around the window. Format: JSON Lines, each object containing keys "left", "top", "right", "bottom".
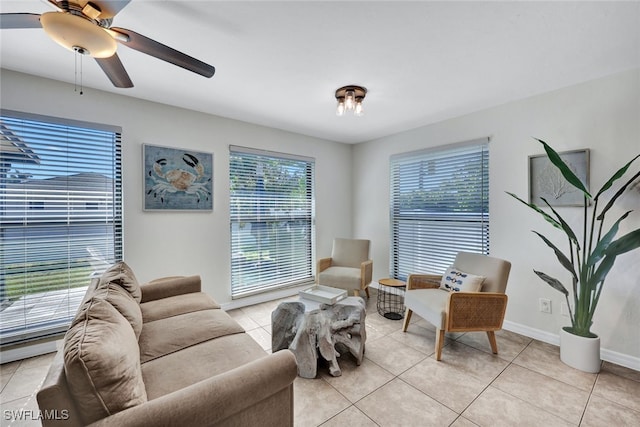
{"left": 1, "top": 110, "right": 122, "bottom": 346}
{"left": 390, "top": 139, "right": 489, "bottom": 280}
{"left": 230, "top": 146, "right": 315, "bottom": 298}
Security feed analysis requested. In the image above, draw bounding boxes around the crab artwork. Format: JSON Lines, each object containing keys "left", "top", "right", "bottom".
{"left": 144, "top": 145, "right": 213, "bottom": 210}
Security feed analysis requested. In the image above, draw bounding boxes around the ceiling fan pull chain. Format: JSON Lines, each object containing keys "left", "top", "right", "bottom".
{"left": 74, "top": 51, "right": 78, "bottom": 93}
{"left": 79, "top": 53, "right": 83, "bottom": 95}
{"left": 74, "top": 50, "right": 84, "bottom": 95}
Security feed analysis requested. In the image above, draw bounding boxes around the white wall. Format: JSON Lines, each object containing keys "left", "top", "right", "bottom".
{"left": 0, "top": 69, "right": 353, "bottom": 306}
{"left": 353, "top": 68, "right": 640, "bottom": 366}
{"left": 3, "top": 68, "right": 639, "bottom": 366}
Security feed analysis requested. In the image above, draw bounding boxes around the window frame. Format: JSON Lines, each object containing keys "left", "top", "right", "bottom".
{"left": 389, "top": 138, "right": 490, "bottom": 280}
{"left": 0, "top": 109, "right": 123, "bottom": 346}
{"left": 229, "top": 145, "right": 315, "bottom": 298}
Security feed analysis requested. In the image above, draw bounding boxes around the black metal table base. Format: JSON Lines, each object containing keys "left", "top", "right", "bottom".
{"left": 377, "top": 283, "right": 405, "bottom": 320}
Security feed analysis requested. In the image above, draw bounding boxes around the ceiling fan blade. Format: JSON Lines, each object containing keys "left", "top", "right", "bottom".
{"left": 46, "top": 0, "right": 64, "bottom": 11}
{"left": 110, "top": 27, "right": 215, "bottom": 78}
{"left": 95, "top": 54, "right": 134, "bottom": 88}
{"left": 0, "top": 13, "right": 41, "bottom": 29}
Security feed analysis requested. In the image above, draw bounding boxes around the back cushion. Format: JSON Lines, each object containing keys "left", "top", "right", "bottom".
{"left": 64, "top": 298, "right": 147, "bottom": 425}
{"left": 103, "top": 284, "right": 143, "bottom": 338}
{"left": 96, "top": 262, "right": 143, "bottom": 338}
{"left": 454, "top": 252, "right": 512, "bottom": 293}
{"left": 331, "top": 238, "right": 370, "bottom": 268}
{"left": 99, "top": 261, "right": 142, "bottom": 303}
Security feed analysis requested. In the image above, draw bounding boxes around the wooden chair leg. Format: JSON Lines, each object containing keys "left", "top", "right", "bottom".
{"left": 487, "top": 331, "right": 498, "bottom": 354}
{"left": 402, "top": 308, "right": 412, "bottom": 332}
{"left": 435, "top": 328, "right": 445, "bottom": 361}
{"left": 364, "top": 287, "right": 370, "bottom": 298}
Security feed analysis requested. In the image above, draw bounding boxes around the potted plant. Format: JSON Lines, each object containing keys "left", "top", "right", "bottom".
{"left": 507, "top": 139, "right": 640, "bottom": 373}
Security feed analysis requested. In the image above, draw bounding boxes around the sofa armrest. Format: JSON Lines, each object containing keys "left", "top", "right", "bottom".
{"left": 360, "top": 259, "right": 373, "bottom": 288}
{"left": 317, "top": 257, "right": 332, "bottom": 276}
{"left": 140, "top": 275, "right": 202, "bottom": 303}
{"left": 406, "top": 274, "right": 441, "bottom": 290}
{"left": 87, "top": 350, "right": 297, "bottom": 427}
{"left": 446, "top": 292, "right": 508, "bottom": 332}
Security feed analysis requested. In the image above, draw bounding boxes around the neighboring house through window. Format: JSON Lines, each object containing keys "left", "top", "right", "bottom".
{"left": 389, "top": 138, "right": 490, "bottom": 279}
{"left": 229, "top": 146, "right": 315, "bottom": 298}
{"left": 0, "top": 110, "right": 122, "bottom": 346}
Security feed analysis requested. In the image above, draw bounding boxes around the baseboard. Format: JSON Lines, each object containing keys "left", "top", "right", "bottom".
{"left": 221, "top": 284, "right": 308, "bottom": 311}
{"left": 1, "top": 340, "right": 59, "bottom": 364}
{"left": 503, "top": 320, "right": 560, "bottom": 346}
{"left": 503, "top": 320, "right": 640, "bottom": 371}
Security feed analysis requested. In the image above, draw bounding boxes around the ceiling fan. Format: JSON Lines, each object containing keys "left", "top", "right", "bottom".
{"left": 0, "top": 0, "right": 215, "bottom": 88}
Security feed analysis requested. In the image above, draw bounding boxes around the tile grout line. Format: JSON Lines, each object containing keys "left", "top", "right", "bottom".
{"left": 450, "top": 337, "right": 535, "bottom": 424}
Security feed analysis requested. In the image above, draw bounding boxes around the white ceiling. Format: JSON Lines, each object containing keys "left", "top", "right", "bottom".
{"left": 1, "top": 1, "right": 639, "bottom": 144}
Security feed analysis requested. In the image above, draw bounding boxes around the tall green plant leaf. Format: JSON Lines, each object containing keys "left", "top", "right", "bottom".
{"left": 590, "top": 230, "right": 640, "bottom": 288}
{"left": 505, "top": 192, "right": 562, "bottom": 230}
{"left": 590, "top": 254, "right": 617, "bottom": 288}
{"left": 587, "top": 211, "right": 631, "bottom": 267}
{"left": 594, "top": 154, "right": 640, "bottom": 200}
{"left": 540, "top": 197, "right": 580, "bottom": 247}
{"left": 532, "top": 231, "right": 578, "bottom": 281}
{"left": 605, "top": 229, "right": 640, "bottom": 257}
{"left": 536, "top": 138, "right": 592, "bottom": 198}
{"left": 534, "top": 270, "right": 569, "bottom": 296}
{"left": 597, "top": 170, "right": 640, "bottom": 220}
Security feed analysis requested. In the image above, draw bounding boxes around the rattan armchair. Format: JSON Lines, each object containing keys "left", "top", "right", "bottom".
{"left": 317, "top": 238, "right": 372, "bottom": 298}
{"left": 402, "top": 252, "right": 511, "bottom": 360}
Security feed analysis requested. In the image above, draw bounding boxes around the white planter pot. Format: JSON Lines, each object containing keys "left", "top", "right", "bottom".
{"left": 559, "top": 327, "right": 601, "bottom": 373}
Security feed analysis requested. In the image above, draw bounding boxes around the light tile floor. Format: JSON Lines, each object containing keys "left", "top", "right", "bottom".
{"left": 2, "top": 289, "right": 639, "bottom": 426}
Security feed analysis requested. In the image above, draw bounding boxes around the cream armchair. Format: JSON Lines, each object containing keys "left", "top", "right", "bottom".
{"left": 402, "top": 252, "right": 511, "bottom": 360}
{"left": 317, "top": 238, "right": 372, "bottom": 298}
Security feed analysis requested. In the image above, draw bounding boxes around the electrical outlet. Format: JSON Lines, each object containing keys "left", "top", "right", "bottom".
{"left": 539, "top": 298, "right": 552, "bottom": 314}
{"left": 561, "top": 302, "right": 570, "bottom": 317}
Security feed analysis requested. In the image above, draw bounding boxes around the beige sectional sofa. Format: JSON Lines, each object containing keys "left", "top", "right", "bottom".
{"left": 36, "top": 262, "right": 297, "bottom": 427}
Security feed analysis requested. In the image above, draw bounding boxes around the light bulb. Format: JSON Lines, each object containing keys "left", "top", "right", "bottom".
{"left": 354, "top": 100, "right": 364, "bottom": 116}
{"left": 344, "top": 90, "right": 355, "bottom": 110}
{"left": 336, "top": 100, "right": 345, "bottom": 116}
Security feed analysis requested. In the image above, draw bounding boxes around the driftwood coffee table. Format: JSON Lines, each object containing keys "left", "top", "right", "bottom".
{"left": 271, "top": 296, "right": 366, "bottom": 378}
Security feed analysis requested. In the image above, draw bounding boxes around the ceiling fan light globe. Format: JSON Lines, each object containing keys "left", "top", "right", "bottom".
{"left": 40, "top": 12, "right": 117, "bottom": 58}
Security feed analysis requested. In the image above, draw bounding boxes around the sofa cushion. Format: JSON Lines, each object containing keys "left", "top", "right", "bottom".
{"left": 99, "top": 261, "right": 142, "bottom": 303}
{"left": 64, "top": 298, "right": 147, "bottom": 425}
{"left": 139, "top": 309, "right": 245, "bottom": 363}
{"left": 83, "top": 263, "right": 143, "bottom": 339}
{"left": 140, "top": 292, "right": 220, "bottom": 323}
{"left": 404, "top": 288, "right": 450, "bottom": 329}
{"left": 331, "top": 238, "right": 369, "bottom": 268}
{"left": 102, "top": 283, "right": 143, "bottom": 338}
{"left": 141, "top": 333, "right": 268, "bottom": 400}
{"left": 319, "top": 266, "right": 361, "bottom": 290}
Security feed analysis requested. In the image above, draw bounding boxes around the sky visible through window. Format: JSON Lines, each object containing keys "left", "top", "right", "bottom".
{"left": 1, "top": 117, "right": 115, "bottom": 181}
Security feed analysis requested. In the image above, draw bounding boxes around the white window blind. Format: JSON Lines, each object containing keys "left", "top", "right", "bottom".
{"left": 230, "top": 146, "right": 315, "bottom": 298}
{"left": 390, "top": 139, "right": 489, "bottom": 280}
{"left": 0, "top": 110, "right": 122, "bottom": 345}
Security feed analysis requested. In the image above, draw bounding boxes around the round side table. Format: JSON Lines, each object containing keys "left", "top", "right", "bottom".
{"left": 377, "top": 278, "right": 406, "bottom": 320}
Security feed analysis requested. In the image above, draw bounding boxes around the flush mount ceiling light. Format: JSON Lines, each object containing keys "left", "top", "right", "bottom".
{"left": 335, "top": 85, "right": 367, "bottom": 117}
